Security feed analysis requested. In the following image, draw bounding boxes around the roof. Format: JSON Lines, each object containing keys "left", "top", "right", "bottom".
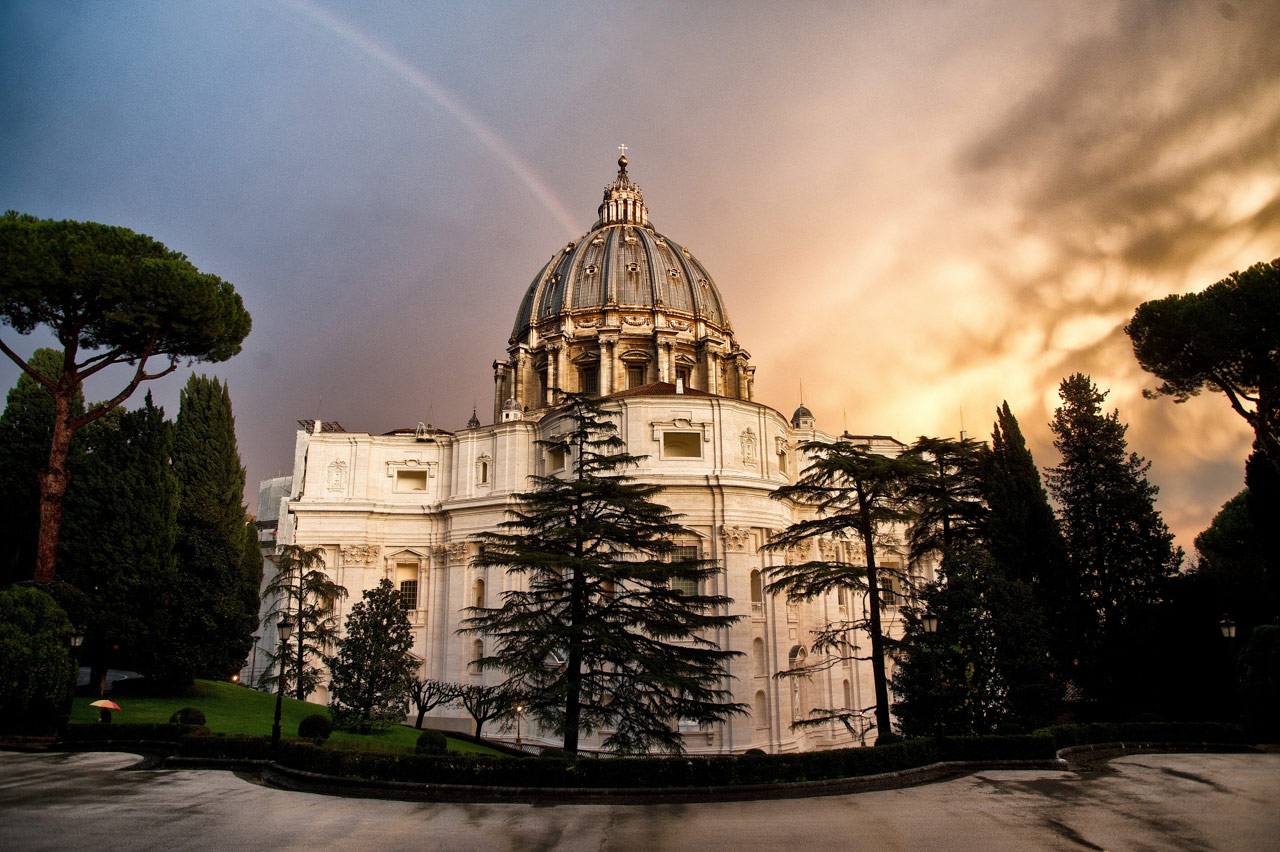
{"left": 297, "top": 420, "right": 346, "bottom": 433}
{"left": 602, "top": 381, "right": 721, "bottom": 400}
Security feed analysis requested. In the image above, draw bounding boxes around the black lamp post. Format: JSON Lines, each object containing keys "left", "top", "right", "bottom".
{"left": 271, "top": 617, "right": 294, "bottom": 749}
{"left": 60, "top": 627, "right": 86, "bottom": 734}
{"left": 515, "top": 704, "right": 524, "bottom": 747}
{"left": 921, "top": 612, "right": 939, "bottom": 635}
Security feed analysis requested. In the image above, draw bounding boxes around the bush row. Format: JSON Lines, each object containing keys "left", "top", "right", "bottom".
{"left": 1040, "top": 721, "right": 1247, "bottom": 750}
{"left": 61, "top": 723, "right": 200, "bottom": 743}
{"left": 257, "top": 733, "right": 1051, "bottom": 789}
{"left": 62, "top": 721, "right": 1243, "bottom": 790}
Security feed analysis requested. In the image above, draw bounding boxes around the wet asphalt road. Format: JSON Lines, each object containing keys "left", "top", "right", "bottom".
{"left": 2, "top": 750, "right": 1277, "bottom": 851}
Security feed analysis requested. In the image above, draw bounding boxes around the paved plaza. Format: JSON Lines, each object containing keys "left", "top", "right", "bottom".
{"left": 2, "top": 750, "right": 1278, "bottom": 851}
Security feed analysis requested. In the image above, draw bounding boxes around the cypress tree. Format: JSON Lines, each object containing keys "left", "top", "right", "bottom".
{"left": 60, "top": 394, "right": 180, "bottom": 689}
{"left": 980, "top": 402, "right": 1072, "bottom": 663}
{"left": 172, "top": 374, "right": 254, "bottom": 679}
{"left": 1045, "top": 374, "right": 1182, "bottom": 699}
{"left": 327, "top": 579, "right": 416, "bottom": 733}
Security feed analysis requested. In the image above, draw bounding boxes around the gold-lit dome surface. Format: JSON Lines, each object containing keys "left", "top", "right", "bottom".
{"left": 510, "top": 158, "right": 731, "bottom": 343}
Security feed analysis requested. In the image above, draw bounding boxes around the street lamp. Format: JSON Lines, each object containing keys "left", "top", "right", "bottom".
{"left": 921, "top": 612, "right": 939, "bottom": 634}
{"left": 515, "top": 704, "right": 524, "bottom": 747}
{"left": 61, "top": 627, "right": 86, "bottom": 734}
{"left": 271, "top": 617, "right": 294, "bottom": 749}
{"left": 1218, "top": 615, "right": 1237, "bottom": 640}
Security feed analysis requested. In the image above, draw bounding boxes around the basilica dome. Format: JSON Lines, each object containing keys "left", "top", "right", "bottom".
{"left": 493, "top": 155, "right": 754, "bottom": 419}
{"left": 511, "top": 156, "right": 731, "bottom": 344}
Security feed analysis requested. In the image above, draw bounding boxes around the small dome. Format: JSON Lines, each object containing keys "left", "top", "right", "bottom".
{"left": 501, "top": 397, "right": 521, "bottom": 412}
{"left": 466, "top": 408, "right": 481, "bottom": 429}
{"left": 791, "top": 405, "right": 814, "bottom": 427}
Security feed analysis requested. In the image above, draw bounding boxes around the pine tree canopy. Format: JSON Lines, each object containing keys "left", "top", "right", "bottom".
{"left": 463, "top": 392, "right": 743, "bottom": 755}
{"left": 0, "top": 212, "right": 251, "bottom": 583}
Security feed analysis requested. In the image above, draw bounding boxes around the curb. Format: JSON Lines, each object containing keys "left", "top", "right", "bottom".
{"left": 260, "top": 757, "right": 1070, "bottom": 804}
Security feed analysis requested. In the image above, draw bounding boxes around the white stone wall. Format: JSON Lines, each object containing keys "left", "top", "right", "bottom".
{"left": 258, "top": 395, "right": 930, "bottom": 753}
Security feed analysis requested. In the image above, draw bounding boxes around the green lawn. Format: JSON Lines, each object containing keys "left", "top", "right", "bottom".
{"left": 72, "top": 679, "right": 502, "bottom": 755}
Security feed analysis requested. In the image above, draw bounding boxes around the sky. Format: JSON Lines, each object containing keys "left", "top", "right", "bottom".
{"left": 2, "top": 0, "right": 1277, "bottom": 553}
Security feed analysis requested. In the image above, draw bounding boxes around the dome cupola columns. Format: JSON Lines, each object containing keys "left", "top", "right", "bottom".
{"left": 493, "top": 155, "right": 755, "bottom": 421}
{"left": 596, "top": 155, "right": 649, "bottom": 228}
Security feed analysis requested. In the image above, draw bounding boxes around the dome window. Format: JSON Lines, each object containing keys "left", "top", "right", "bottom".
{"left": 626, "top": 262, "right": 640, "bottom": 273}
{"left": 591, "top": 235, "right": 604, "bottom": 245}
{"left": 585, "top": 264, "right": 598, "bottom": 275}
{"left": 669, "top": 269, "right": 680, "bottom": 279}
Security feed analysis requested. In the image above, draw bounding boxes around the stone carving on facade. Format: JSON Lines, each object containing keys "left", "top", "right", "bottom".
{"left": 720, "top": 525, "right": 752, "bottom": 552}
{"left": 446, "top": 542, "right": 468, "bottom": 564}
{"left": 775, "top": 436, "right": 789, "bottom": 456}
{"left": 669, "top": 319, "right": 690, "bottom": 331}
{"left": 740, "top": 427, "right": 758, "bottom": 465}
{"left": 326, "top": 459, "right": 348, "bottom": 492}
{"left": 622, "top": 315, "right": 651, "bottom": 327}
{"left": 385, "top": 458, "right": 434, "bottom": 477}
{"left": 340, "top": 544, "right": 380, "bottom": 566}
{"left": 784, "top": 539, "right": 812, "bottom": 565}
{"left": 818, "top": 538, "right": 838, "bottom": 562}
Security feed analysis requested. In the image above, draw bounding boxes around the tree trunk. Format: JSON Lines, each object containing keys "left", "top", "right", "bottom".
{"left": 34, "top": 393, "right": 76, "bottom": 582}
{"left": 860, "top": 503, "right": 893, "bottom": 740}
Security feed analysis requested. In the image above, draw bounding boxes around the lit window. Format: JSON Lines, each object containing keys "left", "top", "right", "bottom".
{"left": 662, "top": 432, "right": 702, "bottom": 458}
{"left": 395, "top": 470, "right": 428, "bottom": 491}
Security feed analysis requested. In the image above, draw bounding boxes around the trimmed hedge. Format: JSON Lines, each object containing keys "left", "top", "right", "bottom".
{"left": 298, "top": 714, "right": 332, "bottom": 741}
{"left": 62, "top": 723, "right": 200, "bottom": 743}
{"left": 259, "top": 733, "right": 1047, "bottom": 789}
{"left": 62, "top": 721, "right": 1245, "bottom": 790}
{"left": 1040, "top": 721, "right": 1247, "bottom": 751}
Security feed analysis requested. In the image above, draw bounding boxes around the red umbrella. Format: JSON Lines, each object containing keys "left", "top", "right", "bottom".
{"left": 88, "top": 700, "right": 121, "bottom": 710}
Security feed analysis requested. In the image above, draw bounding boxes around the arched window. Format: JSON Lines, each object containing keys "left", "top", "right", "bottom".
{"left": 470, "top": 639, "right": 484, "bottom": 675}
{"left": 749, "top": 570, "right": 762, "bottom": 614}
{"left": 752, "top": 637, "right": 766, "bottom": 677}
{"left": 843, "top": 679, "right": 852, "bottom": 709}
{"left": 473, "top": 578, "right": 485, "bottom": 610}
{"left": 754, "top": 690, "right": 769, "bottom": 727}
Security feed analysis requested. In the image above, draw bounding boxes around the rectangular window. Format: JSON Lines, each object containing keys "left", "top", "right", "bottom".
{"left": 547, "top": 446, "right": 566, "bottom": 471}
{"left": 662, "top": 432, "right": 702, "bottom": 458}
{"left": 395, "top": 470, "right": 428, "bottom": 491}
{"left": 580, "top": 366, "right": 599, "bottom": 397}
{"left": 399, "top": 579, "right": 419, "bottom": 610}
{"left": 675, "top": 367, "right": 691, "bottom": 388}
{"left": 627, "top": 365, "right": 645, "bottom": 388}
{"left": 669, "top": 545, "right": 699, "bottom": 596}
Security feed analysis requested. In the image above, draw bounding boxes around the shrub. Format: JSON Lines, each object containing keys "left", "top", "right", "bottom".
{"left": 415, "top": 729, "right": 448, "bottom": 755}
{"left": 179, "top": 733, "right": 274, "bottom": 760}
{"left": 743, "top": 748, "right": 766, "bottom": 756}
{"left": 298, "top": 714, "right": 332, "bottom": 741}
{"left": 169, "top": 707, "right": 206, "bottom": 726}
{"left": 874, "top": 731, "right": 904, "bottom": 746}
{"left": 0, "top": 585, "right": 73, "bottom": 733}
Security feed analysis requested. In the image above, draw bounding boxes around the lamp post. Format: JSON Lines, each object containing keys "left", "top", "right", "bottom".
{"left": 60, "top": 627, "right": 86, "bottom": 734}
{"left": 271, "top": 617, "right": 294, "bottom": 749}
{"left": 1218, "top": 615, "right": 1237, "bottom": 640}
{"left": 515, "top": 704, "right": 524, "bottom": 747}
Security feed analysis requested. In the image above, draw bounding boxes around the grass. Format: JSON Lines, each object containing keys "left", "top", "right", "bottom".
{"left": 71, "top": 679, "right": 504, "bottom": 755}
